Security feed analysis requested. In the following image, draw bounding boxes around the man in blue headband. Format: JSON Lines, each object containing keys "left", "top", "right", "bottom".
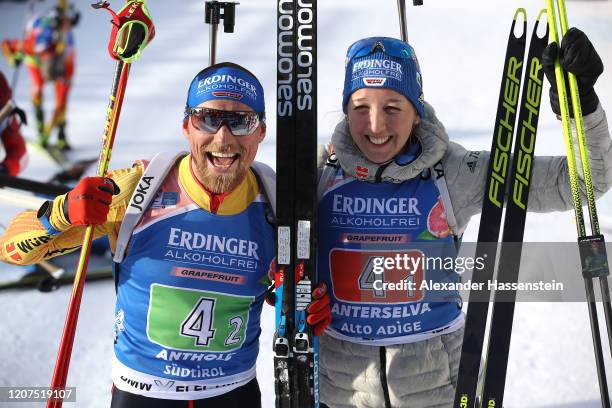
{"left": 0, "top": 61, "right": 331, "bottom": 407}
{"left": 183, "top": 62, "right": 267, "bottom": 194}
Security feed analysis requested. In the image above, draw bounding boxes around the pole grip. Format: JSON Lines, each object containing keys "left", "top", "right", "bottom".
{"left": 223, "top": 2, "right": 236, "bottom": 33}
{"left": 205, "top": 1, "right": 221, "bottom": 24}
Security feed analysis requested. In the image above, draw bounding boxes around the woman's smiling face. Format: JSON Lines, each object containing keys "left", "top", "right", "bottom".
{"left": 346, "top": 88, "right": 420, "bottom": 164}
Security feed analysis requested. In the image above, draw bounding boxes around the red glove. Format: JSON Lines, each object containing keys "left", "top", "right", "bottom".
{"left": 64, "top": 176, "right": 119, "bottom": 225}
{"left": 307, "top": 282, "right": 332, "bottom": 336}
{"left": 265, "top": 260, "right": 333, "bottom": 336}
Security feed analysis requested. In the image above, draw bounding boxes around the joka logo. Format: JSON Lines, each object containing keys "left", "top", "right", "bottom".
{"left": 212, "top": 91, "right": 243, "bottom": 100}
{"left": 355, "top": 166, "right": 369, "bottom": 180}
{"left": 154, "top": 380, "right": 176, "bottom": 391}
{"left": 5, "top": 242, "right": 22, "bottom": 262}
{"left": 363, "top": 77, "right": 386, "bottom": 87}
{"left": 130, "top": 176, "right": 155, "bottom": 211}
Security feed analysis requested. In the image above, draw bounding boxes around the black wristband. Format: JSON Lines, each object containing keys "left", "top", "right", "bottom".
{"left": 62, "top": 193, "right": 71, "bottom": 224}
{"left": 37, "top": 200, "right": 61, "bottom": 236}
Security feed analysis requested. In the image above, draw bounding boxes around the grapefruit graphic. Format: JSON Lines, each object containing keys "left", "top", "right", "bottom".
{"left": 426, "top": 197, "right": 451, "bottom": 239}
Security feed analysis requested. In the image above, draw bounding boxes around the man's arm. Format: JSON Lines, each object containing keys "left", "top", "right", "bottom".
{"left": 0, "top": 164, "right": 144, "bottom": 265}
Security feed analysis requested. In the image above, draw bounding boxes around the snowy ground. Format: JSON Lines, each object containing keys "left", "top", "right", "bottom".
{"left": 1, "top": 0, "right": 612, "bottom": 407}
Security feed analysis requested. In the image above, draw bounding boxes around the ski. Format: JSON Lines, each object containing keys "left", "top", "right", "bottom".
{"left": 274, "top": 0, "right": 297, "bottom": 404}
{"left": 27, "top": 139, "right": 69, "bottom": 166}
{"left": 26, "top": 140, "right": 97, "bottom": 182}
{"left": 274, "top": 0, "right": 319, "bottom": 407}
{"left": 292, "top": 0, "right": 318, "bottom": 406}
{"left": 0, "top": 173, "right": 69, "bottom": 197}
{"left": 0, "top": 187, "right": 46, "bottom": 209}
{"left": 453, "top": 9, "right": 527, "bottom": 408}
{"left": 479, "top": 12, "right": 549, "bottom": 406}
{"left": 0, "top": 268, "right": 112, "bottom": 292}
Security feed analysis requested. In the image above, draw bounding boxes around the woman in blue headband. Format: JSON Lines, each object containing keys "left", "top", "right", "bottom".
{"left": 316, "top": 32, "right": 611, "bottom": 407}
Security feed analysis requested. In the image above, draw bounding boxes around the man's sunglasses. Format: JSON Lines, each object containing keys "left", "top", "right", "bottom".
{"left": 186, "top": 107, "right": 265, "bottom": 136}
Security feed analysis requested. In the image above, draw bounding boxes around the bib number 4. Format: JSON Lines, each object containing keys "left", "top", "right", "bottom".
{"left": 330, "top": 249, "right": 425, "bottom": 303}
{"left": 148, "top": 284, "right": 251, "bottom": 352}
{"left": 180, "top": 298, "right": 217, "bottom": 346}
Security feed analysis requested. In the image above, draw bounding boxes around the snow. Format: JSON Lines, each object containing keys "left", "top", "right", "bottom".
{"left": 0, "top": 0, "right": 611, "bottom": 406}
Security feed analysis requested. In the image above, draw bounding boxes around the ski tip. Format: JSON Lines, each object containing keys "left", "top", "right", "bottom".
{"left": 513, "top": 7, "right": 526, "bottom": 23}
{"left": 536, "top": 8, "right": 547, "bottom": 23}
{"left": 512, "top": 8, "right": 527, "bottom": 39}
{"left": 535, "top": 9, "right": 550, "bottom": 40}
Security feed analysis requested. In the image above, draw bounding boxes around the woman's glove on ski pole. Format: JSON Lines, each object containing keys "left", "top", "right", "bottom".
{"left": 542, "top": 27, "right": 603, "bottom": 116}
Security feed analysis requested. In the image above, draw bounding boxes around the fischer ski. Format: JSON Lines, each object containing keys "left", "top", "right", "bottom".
{"left": 274, "top": 0, "right": 319, "bottom": 407}
{"left": 453, "top": 9, "right": 527, "bottom": 408}
{"left": 478, "top": 11, "right": 549, "bottom": 406}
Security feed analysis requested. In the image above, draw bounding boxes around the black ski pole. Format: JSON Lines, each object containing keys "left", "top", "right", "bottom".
{"left": 396, "top": 0, "right": 422, "bottom": 43}
{"left": 204, "top": 1, "right": 237, "bottom": 66}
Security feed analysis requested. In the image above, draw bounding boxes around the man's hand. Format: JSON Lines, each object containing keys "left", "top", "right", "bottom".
{"left": 63, "top": 177, "right": 120, "bottom": 225}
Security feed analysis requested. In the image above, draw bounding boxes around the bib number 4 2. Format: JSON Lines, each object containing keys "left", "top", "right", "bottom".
{"left": 148, "top": 284, "right": 251, "bottom": 352}
{"left": 330, "top": 249, "right": 425, "bottom": 303}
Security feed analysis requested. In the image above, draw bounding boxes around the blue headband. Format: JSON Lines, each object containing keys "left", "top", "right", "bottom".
{"left": 186, "top": 62, "right": 265, "bottom": 114}
{"left": 342, "top": 37, "right": 424, "bottom": 117}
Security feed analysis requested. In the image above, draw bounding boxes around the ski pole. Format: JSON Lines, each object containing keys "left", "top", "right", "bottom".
{"left": 396, "top": 0, "right": 422, "bottom": 43}
{"left": 10, "top": 61, "right": 22, "bottom": 95}
{"left": 554, "top": 0, "right": 612, "bottom": 356}
{"left": 46, "top": 2, "right": 154, "bottom": 407}
{"left": 0, "top": 100, "right": 16, "bottom": 124}
{"left": 204, "top": 1, "right": 237, "bottom": 66}
{"left": 545, "top": 0, "right": 611, "bottom": 406}
{"left": 397, "top": 0, "right": 408, "bottom": 42}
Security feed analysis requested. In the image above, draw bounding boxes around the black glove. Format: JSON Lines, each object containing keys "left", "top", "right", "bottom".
{"left": 542, "top": 28, "right": 603, "bottom": 117}
{"left": 71, "top": 10, "right": 81, "bottom": 27}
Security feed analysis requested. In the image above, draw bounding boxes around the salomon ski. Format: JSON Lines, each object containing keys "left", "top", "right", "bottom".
{"left": 274, "top": 0, "right": 319, "bottom": 407}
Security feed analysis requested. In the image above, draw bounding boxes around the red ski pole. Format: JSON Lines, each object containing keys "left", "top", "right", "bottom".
{"left": 46, "top": 2, "right": 155, "bottom": 407}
